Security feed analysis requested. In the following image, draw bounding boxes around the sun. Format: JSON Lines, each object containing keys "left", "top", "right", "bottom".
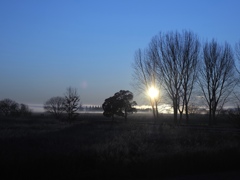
{"left": 148, "top": 87, "right": 159, "bottom": 99}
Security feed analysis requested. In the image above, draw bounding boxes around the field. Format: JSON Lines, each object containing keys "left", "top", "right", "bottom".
{"left": 0, "top": 113, "right": 240, "bottom": 179}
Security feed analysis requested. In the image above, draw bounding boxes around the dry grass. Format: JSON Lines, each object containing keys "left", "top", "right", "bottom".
{"left": 0, "top": 113, "right": 240, "bottom": 179}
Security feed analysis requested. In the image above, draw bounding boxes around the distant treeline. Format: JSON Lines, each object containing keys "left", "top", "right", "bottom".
{"left": 80, "top": 105, "right": 102, "bottom": 111}
{"left": 80, "top": 106, "right": 155, "bottom": 112}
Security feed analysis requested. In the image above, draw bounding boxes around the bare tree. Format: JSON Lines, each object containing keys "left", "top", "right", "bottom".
{"left": 157, "top": 31, "right": 185, "bottom": 124}
{"left": 180, "top": 31, "right": 200, "bottom": 123}
{"left": 232, "top": 40, "right": 240, "bottom": 109}
{"left": 153, "top": 31, "right": 200, "bottom": 124}
{"left": 132, "top": 45, "right": 160, "bottom": 118}
{"left": 198, "top": 40, "right": 237, "bottom": 125}
{"left": 147, "top": 37, "right": 162, "bottom": 118}
{"left": 44, "top": 96, "right": 65, "bottom": 119}
{"left": 64, "top": 87, "right": 81, "bottom": 122}
{"left": 235, "top": 40, "right": 240, "bottom": 73}
{"left": 132, "top": 31, "right": 200, "bottom": 124}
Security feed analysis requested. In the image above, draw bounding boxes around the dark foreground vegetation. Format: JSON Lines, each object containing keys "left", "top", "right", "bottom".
{"left": 0, "top": 113, "right": 240, "bottom": 179}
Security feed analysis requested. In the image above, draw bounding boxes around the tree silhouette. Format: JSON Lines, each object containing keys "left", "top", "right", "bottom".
{"left": 155, "top": 31, "right": 200, "bottom": 124}
{"left": 235, "top": 40, "right": 240, "bottom": 74}
{"left": 102, "top": 90, "right": 137, "bottom": 120}
{"left": 132, "top": 30, "right": 200, "bottom": 124}
{"left": 198, "top": 40, "right": 237, "bottom": 125}
{"left": 0, "top": 99, "right": 31, "bottom": 117}
{"left": 132, "top": 46, "right": 160, "bottom": 118}
{"left": 64, "top": 87, "right": 81, "bottom": 122}
{"left": 44, "top": 96, "right": 65, "bottom": 119}
{"left": 0, "top": 98, "right": 19, "bottom": 116}
{"left": 19, "top": 104, "right": 32, "bottom": 117}
{"left": 176, "top": 31, "right": 200, "bottom": 123}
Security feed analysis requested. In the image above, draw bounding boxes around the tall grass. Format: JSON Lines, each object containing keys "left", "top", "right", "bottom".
{"left": 0, "top": 113, "right": 240, "bottom": 179}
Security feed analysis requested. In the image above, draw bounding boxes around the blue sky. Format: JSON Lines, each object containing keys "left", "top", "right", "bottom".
{"left": 0, "top": 0, "right": 240, "bottom": 108}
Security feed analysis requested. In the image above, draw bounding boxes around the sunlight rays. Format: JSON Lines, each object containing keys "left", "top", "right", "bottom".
{"left": 148, "top": 86, "right": 159, "bottom": 99}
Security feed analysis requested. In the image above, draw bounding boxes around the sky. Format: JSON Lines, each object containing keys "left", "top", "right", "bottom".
{"left": 0, "top": 0, "right": 240, "bottom": 110}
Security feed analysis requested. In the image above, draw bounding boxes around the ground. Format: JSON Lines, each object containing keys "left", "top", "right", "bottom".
{"left": 0, "top": 113, "right": 240, "bottom": 179}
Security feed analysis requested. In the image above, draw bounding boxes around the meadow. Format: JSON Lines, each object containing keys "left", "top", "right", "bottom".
{"left": 0, "top": 113, "right": 240, "bottom": 179}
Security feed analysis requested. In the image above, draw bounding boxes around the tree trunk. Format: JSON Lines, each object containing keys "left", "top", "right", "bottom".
{"left": 155, "top": 101, "right": 158, "bottom": 118}
{"left": 124, "top": 108, "right": 127, "bottom": 120}
{"left": 151, "top": 101, "right": 156, "bottom": 118}
{"left": 185, "top": 106, "right": 189, "bottom": 124}
{"left": 173, "top": 99, "right": 178, "bottom": 125}
{"left": 208, "top": 106, "right": 212, "bottom": 126}
{"left": 179, "top": 111, "right": 183, "bottom": 125}
{"left": 174, "top": 107, "right": 178, "bottom": 125}
{"left": 212, "top": 107, "right": 216, "bottom": 125}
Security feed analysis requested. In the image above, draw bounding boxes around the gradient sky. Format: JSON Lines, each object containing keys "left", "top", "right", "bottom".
{"left": 0, "top": 0, "right": 240, "bottom": 108}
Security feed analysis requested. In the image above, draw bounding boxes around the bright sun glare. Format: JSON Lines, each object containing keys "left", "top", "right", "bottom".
{"left": 148, "top": 87, "right": 159, "bottom": 99}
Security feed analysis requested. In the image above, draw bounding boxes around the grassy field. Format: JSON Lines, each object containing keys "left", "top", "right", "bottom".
{"left": 0, "top": 113, "right": 240, "bottom": 179}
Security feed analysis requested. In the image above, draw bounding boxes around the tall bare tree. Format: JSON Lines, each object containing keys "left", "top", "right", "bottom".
{"left": 147, "top": 37, "right": 162, "bottom": 118}
{"left": 64, "top": 87, "right": 81, "bottom": 122}
{"left": 157, "top": 31, "right": 185, "bottom": 124}
{"left": 235, "top": 40, "right": 240, "bottom": 74}
{"left": 227, "top": 40, "right": 240, "bottom": 120}
{"left": 154, "top": 31, "right": 200, "bottom": 124}
{"left": 132, "top": 44, "right": 160, "bottom": 118}
{"left": 180, "top": 31, "right": 200, "bottom": 123}
{"left": 198, "top": 40, "right": 237, "bottom": 125}
{"left": 132, "top": 30, "right": 200, "bottom": 123}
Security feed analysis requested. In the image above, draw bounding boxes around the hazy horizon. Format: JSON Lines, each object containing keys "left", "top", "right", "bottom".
{"left": 1, "top": 0, "right": 240, "bottom": 107}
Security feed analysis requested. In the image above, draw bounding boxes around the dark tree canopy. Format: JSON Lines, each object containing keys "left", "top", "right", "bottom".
{"left": 102, "top": 90, "right": 137, "bottom": 120}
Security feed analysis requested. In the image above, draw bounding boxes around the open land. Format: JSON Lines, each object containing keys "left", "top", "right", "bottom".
{"left": 0, "top": 113, "right": 240, "bottom": 179}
